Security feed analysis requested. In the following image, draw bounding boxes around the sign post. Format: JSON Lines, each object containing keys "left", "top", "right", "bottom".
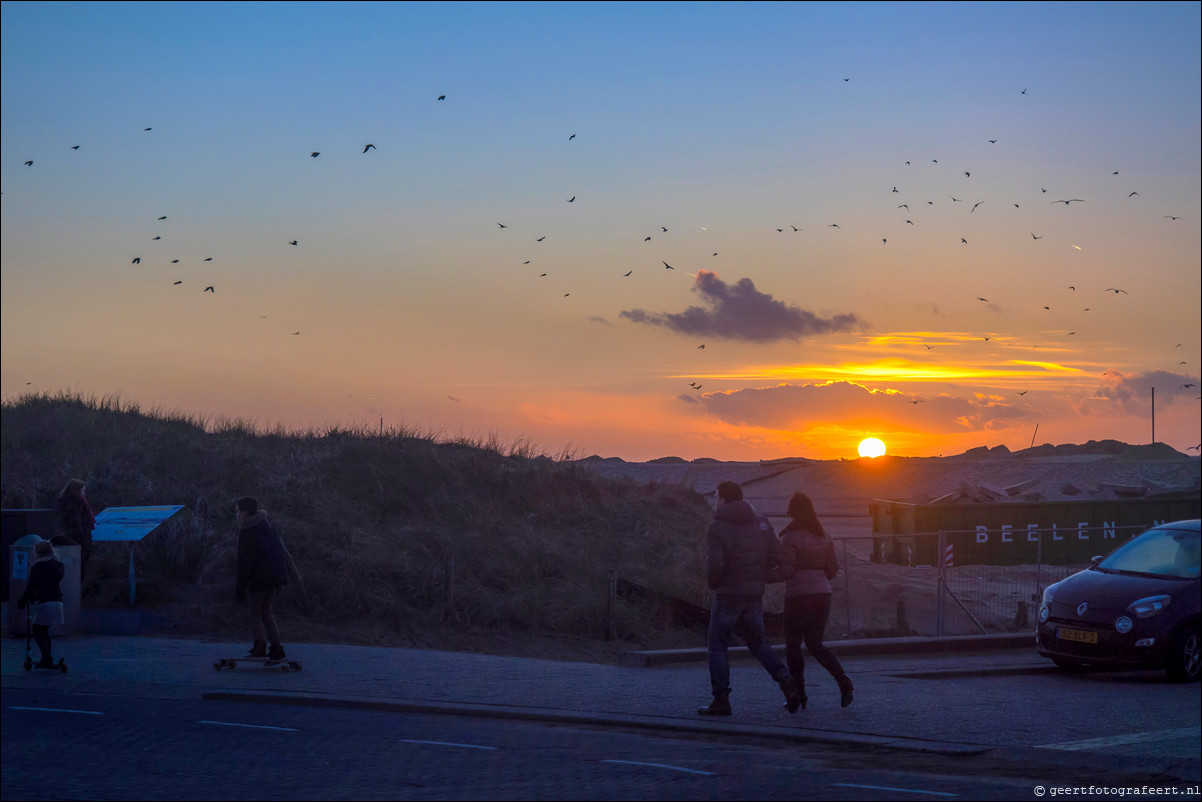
{"left": 92, "top": 506, "right": 184, "bottom": 605}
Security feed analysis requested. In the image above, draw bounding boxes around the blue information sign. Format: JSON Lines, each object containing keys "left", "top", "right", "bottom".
{"left": 92, "top": 505, "right": 185, "bottom": 542}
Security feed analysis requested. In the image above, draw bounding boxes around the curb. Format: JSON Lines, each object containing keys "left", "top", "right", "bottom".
{"left": 620, "top": 632, "right": 1035, "bottom": 667}
{"left": 200, "top": 689, "right": 991, "bottom": 756}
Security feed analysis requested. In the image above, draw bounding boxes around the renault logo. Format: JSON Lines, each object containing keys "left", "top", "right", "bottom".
{"left": 1076, "top": 602, "right": 1089, "bottom": 617}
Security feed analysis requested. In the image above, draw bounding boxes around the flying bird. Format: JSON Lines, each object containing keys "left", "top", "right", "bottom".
{"left": 71, "top": 145, "right": 80, "bottom": 150}
{"left": 171, "top": 259, "right": 179, "bottom": 264}
{"left": 644, "top": 236, "right": 652, "bottom": 242}
{"left": 971, "top": 202, "right": 983, "bottom": 213}
{"left": 1067, "top": 286, "right": 1075, "bottom": 291}
{"left": 536, "top": 236, "right": 545, "bottom": 241}
{"left": 1128, "top": 192, "right": 1139, "bottom": 197}
{"left": 697, "top": 344, "right": 705, "bottom": 349}
{"left": 661, "top": 227, "right": 668, "bottom": 232}
{"left": 908, "top": 399, "right": 925, "bottom": 405}
{"left": 964, "top": 172, "right": 971, "bottom": 178}
{"left": 293, "top": 332, "right": 301, "bottom": 335}
{"left": 1031, "top": 233, "right": 1043, "bottom": 240}
{"left": 988, "top": 139, "right": 997, "bottom": 144}
{"left": 1017, "top": 391, "right": 1028, "bottom": 396}
{"left": 905, "top": 220, "right": 914, "bottom": 225}
{"left": 497, "top": 223, "right": 507, "bottom": 228}
{"left": 567, "top": 196, "right": 575, "bottom": 203}
{"left": 523, "top": 261, "right": 530, "bottom": 265}
{"left": 827, "top": 223, "right": 841, "bottom": 229}
{"left": 1021, "top": 88, "right": 1027, "bottom": 94}
{"left": 977, "top": 297, "right": 989, "bottom": 302}
{"left": 24, "top": 160, "right": 33, "bottom": 166}
{"left": 791, "top": 226, "right": 799, "bottom": 232}
{"left": 1164, "top": 216, "right": 1182, "bottom": 221}
{"left": 663, "top": 261, "right": 675, "bottom": 270}
{"left": 892, "top": 187, "right": 899, "bottom": 193}
{"left": 961, "top": 238, "right": 968, "bottom": 244}
{"left": 362, "top": 144, "right": 376, "bottom": 153}
{"left": 898, "top": 204, "right": 908, "bottom": 210}
{"left": 310, "top": 152, "right": 320, "bottom": 158}
{"left": 624, "top": 270, "right": 632, "bottom": 276}
{"left": 203, "top": 257, "right": 212, "bottom": 262}
{"left": 923, "top": 344, "right": 933, "bottom": 350}
{"left": 289, "top": 240, "right": 298, "bottom": 246}
{"left": 1105, "top": 288, "right": 1128, "bottom": 294}
{"left": 131, "top": 258, "right": 140, "bottom": 264}
{"left": 950, "top": 196, "right": 961, "bottom": 202}
{"left": 152, "top": 236, "right": 161, "bottom": 241}
{"left": 173, "top": 281, "right": 182, "bottom": 285}
{"left": 1052, "top": 199, "right": 1084, "bottom": 204}
{"left": 158, "top": 216, "right": 167, "bottom": 220}
{"left": 437, "top": 95, "right": 445, "bottom": 101}
{"left": 204, "top": 286, "right": 214, "bottom": 293}
{"left": 568, "top": 133, "right": 575, "bottom": 140}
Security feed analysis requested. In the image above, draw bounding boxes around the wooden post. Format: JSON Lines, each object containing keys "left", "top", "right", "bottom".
{"left": 606, "top": 570, "right": 617, "bottom": 641}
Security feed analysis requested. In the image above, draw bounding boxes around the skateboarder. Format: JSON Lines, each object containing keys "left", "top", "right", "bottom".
{"left": 17, "top": 540, "right": 66, "bottom": 668}
{"left": 234, "top": 496, "right": 290, "bottom": 661}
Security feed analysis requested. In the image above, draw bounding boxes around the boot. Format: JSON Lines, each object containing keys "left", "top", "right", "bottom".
{"left": 836, "top": 674, "right": 854, "bottom": 708}
{"left": 697, "top": 691, "right": 731, "bottom": 716}
{"left": 778, "top": 674, "right": 804, "bottom": 714}
{"left": 247, "top": 640, "right": 267, "bottom": 658}
{"left": 782, "top": 674, "right": 807, "bottom": 711}
{"left": 267, "top": 643, "right": 286, "bottom": 661}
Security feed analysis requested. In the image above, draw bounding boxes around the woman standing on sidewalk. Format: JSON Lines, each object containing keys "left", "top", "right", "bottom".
{"left": 57, "top": 479, "right": 96, "bottom": 581}
{"left": 778, "top": 491, "right": 854, "bottom": 709}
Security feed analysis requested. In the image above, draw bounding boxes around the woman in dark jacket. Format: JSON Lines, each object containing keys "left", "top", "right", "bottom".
{"left": 235, "top": 496, "right": 290, "bottom": 660}
{"left": 17, "top": 540, "right": 66, "bottom": 668}
{"left": 57, "top": 479, "right": 96, "bottom": 578}
{"left": 777, "top": 491, "right": 854, "bottom": 709}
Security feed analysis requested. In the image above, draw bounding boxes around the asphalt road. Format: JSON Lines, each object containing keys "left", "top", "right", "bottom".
{"left": 1, "top": 688, "right": 1120, "bottom": 801}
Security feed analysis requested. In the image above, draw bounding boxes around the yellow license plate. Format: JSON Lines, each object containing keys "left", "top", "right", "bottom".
{"left": 1058, "top": 627, "right": 1098, "bottom": 644}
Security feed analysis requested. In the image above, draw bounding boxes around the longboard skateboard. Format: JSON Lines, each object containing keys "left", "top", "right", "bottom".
{"left": 23, "top": 657, "right": 68, "bottom": 674}
{"left": 214, "top": 656, "right": 303, "bottom": 672}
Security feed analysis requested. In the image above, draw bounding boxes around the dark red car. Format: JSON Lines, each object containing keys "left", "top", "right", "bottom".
{"left": 1036, "top": 519, "right": 1200, "bottom": 682}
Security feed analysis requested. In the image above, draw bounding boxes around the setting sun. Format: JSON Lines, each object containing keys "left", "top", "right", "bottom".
{"left": 858, "top": 438, "right": 887, "bottom": 458}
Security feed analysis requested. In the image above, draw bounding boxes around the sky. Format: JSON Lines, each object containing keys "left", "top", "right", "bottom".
{"left": 2, "top": 1, "right": 1200, "bottom": 462}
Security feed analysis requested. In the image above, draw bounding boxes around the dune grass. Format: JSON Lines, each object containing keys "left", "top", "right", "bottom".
{"left": 1, "top": 392, "right": 712, "bottom": 654}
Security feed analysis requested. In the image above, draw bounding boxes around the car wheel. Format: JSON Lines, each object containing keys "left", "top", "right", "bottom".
{"left": 1052, "top": 656, "right": 1087, "bottom": 672}
{"left": 1165, "top": 626, "right": 1201, "bottom": 683}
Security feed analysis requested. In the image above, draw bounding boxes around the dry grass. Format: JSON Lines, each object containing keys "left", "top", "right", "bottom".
{"left": 2, "top": 392, "right": 712, "bottom": 660}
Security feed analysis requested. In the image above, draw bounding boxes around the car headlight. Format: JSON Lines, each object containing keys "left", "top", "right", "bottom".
{"left": 1041, "top": 583, "right": 1059, "bottom": 605}
{"left": 1127, "top": 595, "right": 1171, "bottom": 619}
{"left": 1115, "top": 616, "right": 1133, "bottom": 633}
{"left": 1038, "top": 604, "right": 1050, "bottom": 623}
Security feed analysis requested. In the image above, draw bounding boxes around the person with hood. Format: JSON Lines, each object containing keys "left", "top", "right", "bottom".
{"left": 698, "top": 480, "right": 803, "bottom": 716}
{"left": 17, "top": 540, "right": 66, "bottom": 668}
{"left": 778, "top": 491, "right": 854, "bottom": 709}
{"left": 56, "top": 478, "right": 95, "bottom": 579}
{"left": 234, "top": 496, "right": 291, "bottom": 660}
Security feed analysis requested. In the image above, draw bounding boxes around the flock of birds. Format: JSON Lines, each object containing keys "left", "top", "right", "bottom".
{"left": 10, "top": 84, "right": 1198, "bottom": 439}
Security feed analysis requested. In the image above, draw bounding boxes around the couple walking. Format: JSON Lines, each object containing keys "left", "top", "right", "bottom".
{"left": 699, "top": 481, "right": 854, "bottom": 716}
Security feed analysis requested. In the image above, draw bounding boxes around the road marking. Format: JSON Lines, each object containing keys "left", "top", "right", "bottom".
{"left": 197, "top": 720, "right": 299, "bottom": 732}
{"left": 1037, "top": 728, "right": 1198, "bottom": 751}
{"left": 602, "top": 760, "right": 715, "bottom": 776}
{"left": 9, "top": 706, "right": 103, "bottom": 716}
{"left": 831, "top": 783, "right": 957, "bottom": 797}
{"left": 399, "top": 739, "right": 497, "bottom": 750}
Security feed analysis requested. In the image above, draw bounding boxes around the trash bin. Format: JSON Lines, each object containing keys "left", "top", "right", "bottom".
{"left": 7, "top": 534, "right": 81, "bottom": 637}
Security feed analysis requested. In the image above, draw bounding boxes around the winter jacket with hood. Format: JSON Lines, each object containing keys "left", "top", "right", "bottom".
{"left": 236, "top": 511, "right": 290, "bottom": 599}
{"left": 777, "top": 521, "right": 839, "bottom": 597}
{"left": 706, "top": 500, "right": 783, "bottom": 597}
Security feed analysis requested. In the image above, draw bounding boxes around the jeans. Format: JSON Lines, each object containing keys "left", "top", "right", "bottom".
{"left": 248, "top": 587, "right": 281, "bottom": 645}
{"left": 783, "top": 593, "right": 845, "bottom": 682}
{"left": 707, "top": 594, "right": 789, "bottom": 696}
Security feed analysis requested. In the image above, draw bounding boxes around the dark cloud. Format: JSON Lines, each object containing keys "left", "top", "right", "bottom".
{"left": 694, "top": 381, "right": 1030, "bottom": 433}
{"left": 620, "top": 270, "right": 864, "bottom": 343}
{"left": 1092, "top": 370, "right": 1199, "bottom": 413}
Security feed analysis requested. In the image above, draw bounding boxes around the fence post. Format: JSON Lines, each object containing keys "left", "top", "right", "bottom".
{"left": 936, "top": 530, "right": 946, "bottom": 636}
{"left": 606, "top": 570, "right": 617, "bottom": 641}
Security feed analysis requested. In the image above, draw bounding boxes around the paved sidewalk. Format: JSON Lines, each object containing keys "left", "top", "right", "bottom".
{"left": 3, "top": 629, "right": 1199, "bottom": 783}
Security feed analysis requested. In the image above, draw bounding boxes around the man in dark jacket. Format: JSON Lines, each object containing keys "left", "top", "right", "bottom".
{"left": 235, "top": 496, "right": 290, "bottom": 660}
{"left": 698, "top": 481, "right": 802, "bottom": 716}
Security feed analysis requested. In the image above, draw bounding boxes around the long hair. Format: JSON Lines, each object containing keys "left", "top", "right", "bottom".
{"left": 786, "top": 491, "right": 827, "bottom": 538}
{"left": 60, "top": 478, "right": 86, "bottom": 499}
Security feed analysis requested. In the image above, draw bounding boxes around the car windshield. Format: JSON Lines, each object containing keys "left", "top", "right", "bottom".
{"left": 1097, "top": 527, "right": 1200, "bottom": 580}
